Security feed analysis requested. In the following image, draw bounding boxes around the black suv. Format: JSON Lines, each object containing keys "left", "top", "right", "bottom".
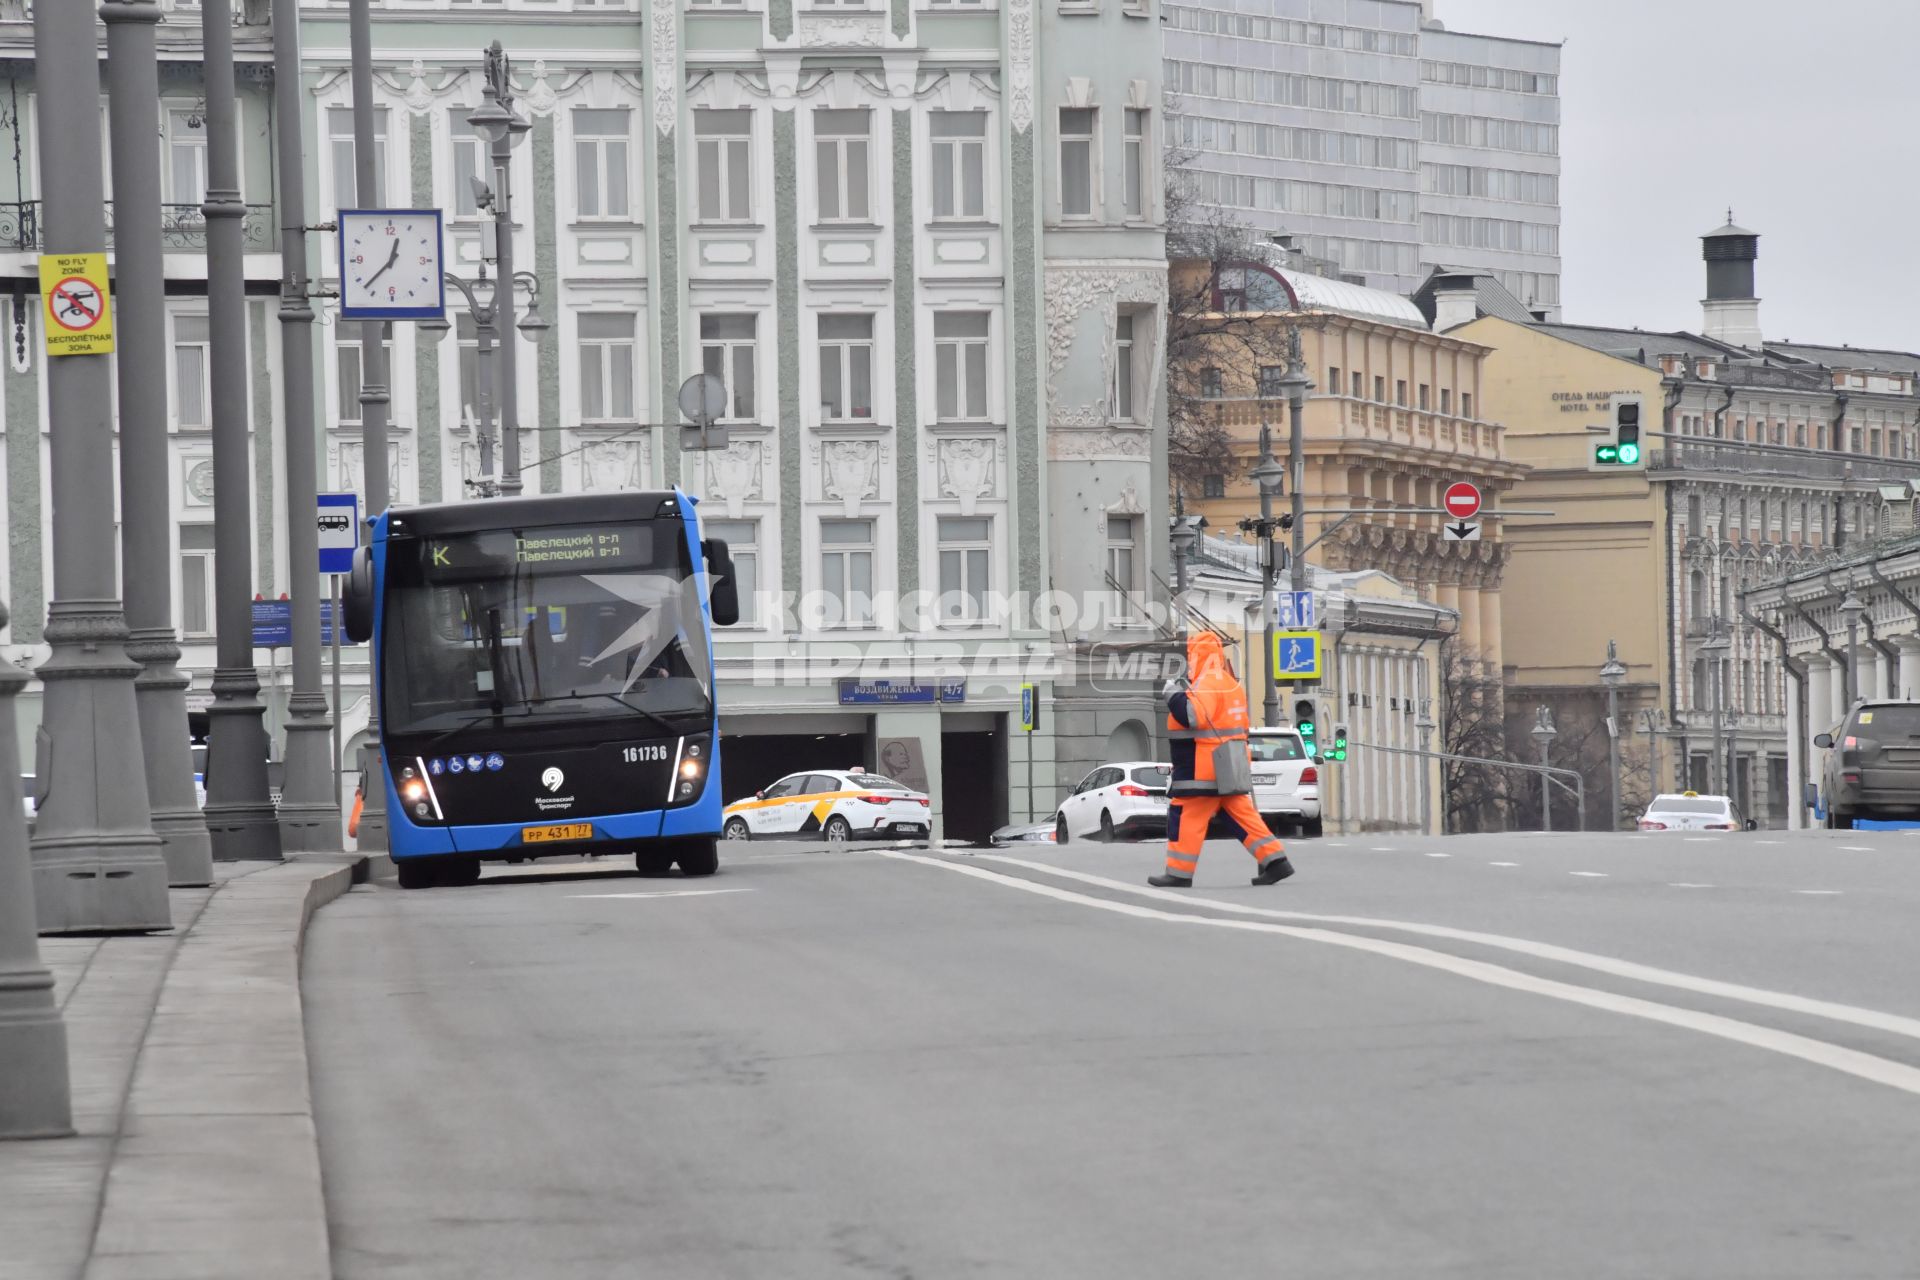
{"left": 1815, "top": 700, "right": 1920, "bottom": 828}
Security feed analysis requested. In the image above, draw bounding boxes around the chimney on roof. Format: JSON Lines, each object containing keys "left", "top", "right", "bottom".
{"left": 1701, "top": 211, "right": 1763, "bottom": 350}
{"left": 1429, "top": 271, "right": 1478, "bottom": 331}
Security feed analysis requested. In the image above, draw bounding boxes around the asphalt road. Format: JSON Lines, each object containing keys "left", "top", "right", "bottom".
{"left": 305, "top": 829, "right": 1920, "bottom": 1279}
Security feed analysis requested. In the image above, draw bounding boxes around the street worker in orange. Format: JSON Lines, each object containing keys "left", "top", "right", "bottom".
{"left": 1149, "top": 629, "right": 1295, "bottom": 889}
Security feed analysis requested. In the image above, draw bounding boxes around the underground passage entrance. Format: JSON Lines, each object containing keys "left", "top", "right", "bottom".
{"left": 940, "top": 720, "right": 1009, "bottom": 846}
{"left": 717, "top": 730, "right": 868, "bottom": 805}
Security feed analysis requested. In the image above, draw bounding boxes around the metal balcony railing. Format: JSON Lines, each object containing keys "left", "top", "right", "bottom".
{"left": 0, "top": 199, "right": 276, "bottom": 252}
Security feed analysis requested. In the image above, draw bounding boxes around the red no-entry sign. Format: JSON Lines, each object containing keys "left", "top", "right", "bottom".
{"left": 1443, "top": 481, "right": 1482, "bottom": 520}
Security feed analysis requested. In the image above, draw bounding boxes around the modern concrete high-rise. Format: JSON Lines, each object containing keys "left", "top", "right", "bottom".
{"left": 1163, "top": 0, "right": 1561, "bottom": 314}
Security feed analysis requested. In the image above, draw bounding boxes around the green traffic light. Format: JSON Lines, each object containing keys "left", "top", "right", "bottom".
{"left": 1617, "top": 441, "right": 1641, "bottom": 465}
{"left": 1595, "top": 444, "right": 1619, "bottom": 464}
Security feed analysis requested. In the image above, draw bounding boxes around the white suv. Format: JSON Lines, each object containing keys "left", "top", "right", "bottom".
{"left": 1249, "top": 728, "right": 1321, "bottom": 838}
{"left": 1055, "top": 761, "right": 1172, "bottom": 843}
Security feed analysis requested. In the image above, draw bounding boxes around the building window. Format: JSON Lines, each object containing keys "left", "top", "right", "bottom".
{"left": 1122, "top": 108, "right": 1147, "bottom": 218}
{"left": 1418, "top": 383, "right": 1430, "bottom": 411}
{"left": 449, "top": 109, "right": 485, "bottom": 216}
{"left": 818, "top": 315, "right": 874, "bottom": 421}
{"left": 820, "top": 519, "right": 876, "bottom": 628}
{"left": 694, "top": 109, "right": 753, "bottom": 223}
{"left": 1373, "top": 375, "right": 1385, "bottom": 402}
{"left": 574, "top": 109, "right": 632, "bottom": 219}
{"left": 1395, "top": 379, "right": 1407, "bottom": 407}
{"left": 1202, "top": 473, "right": 1225, "bottom": 499}
{"left": 1258, "top": 365, "right": 1285, "bottom": 398}
{"left": 702, "top": 519, "right": 759, "bottom": 625}
{"left": 814, "top": 109, "right": 871, "bottom": 223}
{"left": 934, "top": 312, "right": 990, "bottom": 421}
{"left": 1351, "top": 371, "right": 1364, "bottom": 399}
{"left": 929, "top": 111, "right": 986, "bottom": 219}
{"left": 936, "top": 516, "right": 992, "bottom": 623}
{"left": 1106, "top": 514, "right": 1140, "bottom": 612}
{"left": 179, "top": 525, "right": 215, "bottom": 638}
{"left": 1058, "top": 107, "right": 1096, "bottom": 218}
{"left": 455, "top": 313, "right": 482, "bottom": 423}
{"left": 699, "top": 314, "right": 757, "bottom": 421}
{"left": 1687, "top": 494, "right": 1703, "bottom": 530}
{"left": 1111, "top": 314, "right": 1137, "bottom": 421}
{"left": 578, "top": 314, "right": 637, "bottom": 422}
{"left": 1200, "top": 367, "right": 1223, "bottom": 399}
{"left": 1461, "top": 392, "right": 1473, "bottom": 419}
{"left": 328, "top": 105, "right": 387, "bottom": 210}
{"left": 1327, "top": 366, "right": 1341, "bottom": 396}
{"left": 1440, "top": 388, "right": 1452, "bottom": 415}
{"left": 173, "top": 315, "right": 210, "bottom": 430}
{"left": 165, "top": 108, "right": 207, "bottom": 207}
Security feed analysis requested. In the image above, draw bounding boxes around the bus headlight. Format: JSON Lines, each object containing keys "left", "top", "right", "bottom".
{"left": 679, "top": 758, "right": 703, "bottom": 780}
{"left": 413, "top": 802, "right": 431, "bottom": 818}
{"left": 402, "top": 779, "right": 427, "bottom": 802}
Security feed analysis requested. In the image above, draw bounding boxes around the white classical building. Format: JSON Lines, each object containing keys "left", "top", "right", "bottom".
{"left": 0, "top": 0, "right": 1173, "bottom": 844}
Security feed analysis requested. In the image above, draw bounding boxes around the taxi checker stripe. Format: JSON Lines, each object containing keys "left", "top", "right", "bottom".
{"left": 726, "top": 787, "right": 869, "bottom": 814}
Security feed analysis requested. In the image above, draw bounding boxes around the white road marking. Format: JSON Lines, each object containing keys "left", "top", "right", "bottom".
{"left": 567, "top": 888, "right": 754, "bottom": 900}
{"left": 1569, "top": 871, "right": 1609, "bottom": 878}
{"left": 1840, "top": 846, "right": 1873, "bottom": 852}
{"left": 1488, "top": 861, "right": 1519, "bottom": 867}
{"left": 1425, "top": 852, "right": 1451, "bottom": 859}
{"left": 1370, "top": 847, "right": 1398, "bottom": 853}
{"left": 1669, "top": 883, "right": 1715, "bottom": 889}
{"left": 887, "top": 852, "right": 1920, "bottom": 1098}
{"left": 1795, "top": 890, "right": 1844, "bottom": 896}
{"left": 1756, "top": 840, "right": 1782, "bottom": 845}
{"left": 1684, "top": 837, "right": 1719, "bottom": 843}
{"left": 975, "top": 855, "right": 1920, "bottom": 1046}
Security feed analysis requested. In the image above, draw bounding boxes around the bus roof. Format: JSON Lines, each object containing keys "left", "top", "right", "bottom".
{"left": 383, "top": 491, "right": 686, "bottom": 537}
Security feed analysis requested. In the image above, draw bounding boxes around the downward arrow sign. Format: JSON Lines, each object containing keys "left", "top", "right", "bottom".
{"left": 1448, "top": 521, "right": 1475, "bottom": 539}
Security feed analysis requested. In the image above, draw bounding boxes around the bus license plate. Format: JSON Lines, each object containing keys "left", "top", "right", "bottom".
{"left": 522, "top": 823, "right": 593, "bottom": 844}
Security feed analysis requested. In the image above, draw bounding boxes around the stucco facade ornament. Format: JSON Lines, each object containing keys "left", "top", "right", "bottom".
{"left": 691, "top": 438, "right": 766, "bottom": 519}
{"left": 1004, "top": 0, "right": 1034, "bottom": 132}
{"left": 581, "top": 437, "right": 647, "bottom": 493}
{"left": 337, "top": 439, "right": 404, "bottom": 497}
{"left": 935, "top": 437, "right": 997, "bottom": 516}
{"left": 651, "top": 0, "right": 678, "bottom": 134}
{"left": 796, "top": 15, "right": 887, "bottom": 48}
{"left": 816, "top": 438, "right": 884, "bottom": 518}
{"left": 1043, "top": 264, "right": 1165, "bottom": 407}
{"left": 523, "top": 60, "right": 559, "bottom": 117}
{"left": 1048, "top": 427, "right": 1151, "bottom": 462}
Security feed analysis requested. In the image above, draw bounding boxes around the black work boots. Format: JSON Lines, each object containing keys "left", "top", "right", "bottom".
{"left": 1146, "top": 873, "right": 1193, "bottom": 888}
{"left": 1252, "top": 856, "right": 1296, "bottom": 886}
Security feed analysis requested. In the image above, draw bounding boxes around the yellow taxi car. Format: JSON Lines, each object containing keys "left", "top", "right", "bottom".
{"left": 721, "top": 768, "right": 931, "bottom": 842}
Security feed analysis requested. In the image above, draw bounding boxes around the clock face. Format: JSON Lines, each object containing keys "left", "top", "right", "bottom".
{"left": 339, "top": 210, "right": 445, "bottom": 320}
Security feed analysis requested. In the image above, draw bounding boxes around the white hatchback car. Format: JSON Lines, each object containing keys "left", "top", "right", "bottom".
{"left": 1637, "top": 792, "right": 1751, "bottom": 832}
{"left": 1054, "top": 761, "right": 1172, "bottom": 843}
{"left": 1249, "top": 728, "right": 1322, "bottom": 838}
{"left": 722, "top": 769, "right": 931, "bottom": 842}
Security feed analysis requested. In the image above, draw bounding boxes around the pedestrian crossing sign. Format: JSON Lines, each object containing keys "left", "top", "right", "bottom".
{"left": 1272, "top": 630, "right": 1321, "bottom": 681}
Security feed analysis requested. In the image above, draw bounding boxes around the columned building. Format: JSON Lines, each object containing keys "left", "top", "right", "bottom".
{"left": 0, "top": 0, "right": 1171, "bottom": 844}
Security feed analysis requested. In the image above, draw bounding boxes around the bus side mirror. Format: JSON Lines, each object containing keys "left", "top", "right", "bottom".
{"left": 704, "top": 538, "right": 740, "bottom": 627}
{"left": 342, "top": 547, "right": 375, "bottom": 644}
{"left": 1813, "top": 732, "right": 1834, "bottom": 749}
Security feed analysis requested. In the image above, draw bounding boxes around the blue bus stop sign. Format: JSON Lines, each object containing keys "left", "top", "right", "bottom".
{"left": 318, "top": 492, "right": 360, "bottom": 575}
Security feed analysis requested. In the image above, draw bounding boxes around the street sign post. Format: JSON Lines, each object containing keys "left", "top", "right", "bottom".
{"left": 39, "top": 252, "right": 114, "bottom": 356}
{"left": 1276, "top": 589, "right": 1315, "bottom": 630}
{"left": 316, "top": 492, "right": 359, "bottom": 575}
{"left": 1443, "top": 481, "right": 1482, "bottom": 521}
{"left": 1272, "top": 630, "right": 1322, "bottom": 681}
{"left": 1442, "top": 521, "right": 1482, "bottom": 542}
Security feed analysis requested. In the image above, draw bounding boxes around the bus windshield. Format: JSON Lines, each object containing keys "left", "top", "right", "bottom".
{"left": 380, "top": 519, "right": 713, "bottom": 739}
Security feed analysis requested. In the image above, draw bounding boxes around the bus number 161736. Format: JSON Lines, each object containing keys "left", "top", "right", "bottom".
{"left": 623, "top": 744, "right": 671, "bottom": 763}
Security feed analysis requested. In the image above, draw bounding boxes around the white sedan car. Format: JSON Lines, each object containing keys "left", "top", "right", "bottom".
{"left": 1637, "top": 792, "right": 1751, "bottom": 832}
{"left": 1055, "top": 761, "right": 1172, "bottom": 843}
{"left": 722, "top": 769, "right": 930, "bottom": 842}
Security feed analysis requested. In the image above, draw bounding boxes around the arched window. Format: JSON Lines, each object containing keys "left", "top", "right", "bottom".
{"left": 1690, "top": 568, "right": 1708, "bottom": 619}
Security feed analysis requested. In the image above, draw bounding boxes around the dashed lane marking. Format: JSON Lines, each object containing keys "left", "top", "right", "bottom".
{"left": 1370, "top": 847, "right": 1398, "bottom": 852}
{"left": 567, "top": 888, "right": 755, "bottom": 900}
{"left": 972, "top": 855, "right": 1920, "bottom": 1046}
{"left": 887, "top": 852, "right": 1920, "bottom": 1098}
{"left": 1425, "top": 852, "right": 1451, "bottom": 859}
{"left": 1569, "top": 871, "right": 1609, "bottom": 878}
{"left": 1840, "top": 846, "right": 1873, "bottom": 852}
{"left": 1488, "top": 861, "right": 1519, "bottom": 867}
{"left": 1795, "top": 890, "right": 1844, "bottom": 896}
{"left": 1669, "top": 883, "right": 1715, "bottom": 889}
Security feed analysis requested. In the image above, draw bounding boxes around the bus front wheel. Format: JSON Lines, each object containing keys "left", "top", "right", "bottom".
{"left": 676, "top": 838, "right": 719, "bottom": 878}
{"left": 396, "top": 859, "right": 437, "bottom": 890}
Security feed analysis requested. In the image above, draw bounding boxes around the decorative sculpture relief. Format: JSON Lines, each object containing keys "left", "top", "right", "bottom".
{"left": 1047, "top": 427, "right": 1152, "bottom": 462}
{"left": 693, "top": 438, "right": 766, "bottom": 519}
{"left": 816, "top": 438, "right": 883, "bottom": 518}
{"left": 523, "top": 60, "right": 558, "bottom": 117}
{"left": 581, "top": 437, "right": 645, "bottom": 493}
{"left": 651, "top": 0, "right": 678, "bottom": 134}
{"left": 184, "top": 459, "right": 215, "bottom": 507}
{"left": 1004, "top": 0, "right": 1034, "bottom": 132}
{"left": 1043, "top": 264, "right": 1166, "bottom": 410}
{"left": 935, "top": 438, "right": 997, "bottom": 516}
{"left": 797, "top": 15, "right": 888, "bottom": 48}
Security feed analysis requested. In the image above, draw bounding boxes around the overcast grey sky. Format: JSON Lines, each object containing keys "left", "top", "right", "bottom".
{"left": 1438, "top": 0, "right": 1920, "bottom": 354}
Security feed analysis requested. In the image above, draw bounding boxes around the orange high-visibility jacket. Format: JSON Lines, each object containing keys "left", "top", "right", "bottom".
{"left": 1166, "top": 631, "right": 1252, "bottom": 796}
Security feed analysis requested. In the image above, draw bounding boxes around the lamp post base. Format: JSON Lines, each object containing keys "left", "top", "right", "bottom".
{"left": 128, "top": 628, "right": 213, "bottom": 887}
{"left": 203, "top": 664, "right": 284, "bottom": 863}
{"left": 277, "top": 693, "right": 339, "bottom": 852}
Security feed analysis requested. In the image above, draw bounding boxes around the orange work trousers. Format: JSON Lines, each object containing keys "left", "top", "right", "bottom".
{"left": 1164, "top": 792, "right": 1285, "bottom": 878}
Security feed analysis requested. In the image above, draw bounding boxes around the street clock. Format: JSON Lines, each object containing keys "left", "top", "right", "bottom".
{"left": 338, "top": 209, "right": 446, "bottom": 321}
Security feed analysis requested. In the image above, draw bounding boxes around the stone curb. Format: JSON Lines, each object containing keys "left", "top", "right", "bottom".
{"left": 81, "top": 854, "right": 363, "bottom": 1280}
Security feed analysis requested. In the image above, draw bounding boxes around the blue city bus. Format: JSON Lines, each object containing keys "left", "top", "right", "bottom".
{"left": 341, "top": 489, "right": 738, "bottom": 889}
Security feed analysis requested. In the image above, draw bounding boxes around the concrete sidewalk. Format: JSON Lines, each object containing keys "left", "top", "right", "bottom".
{"left": 0, "top": 854, "right": 363, "bottom": 1280}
